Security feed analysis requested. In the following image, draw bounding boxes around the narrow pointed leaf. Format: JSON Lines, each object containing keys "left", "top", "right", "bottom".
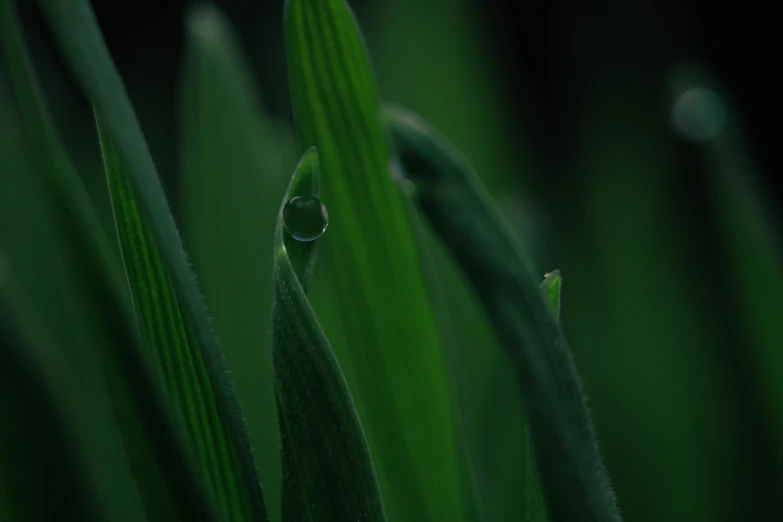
{"left": 97, "top": 117, "right": 263, "bottom": 522}
{"left": 36, "top": 1, "right": 267, "bottom": 519}
{"left": 0, "top": 250, "right": 221, "bottom": 522}
{"left": 704, "top": 128, "right": 783, "bottom": 473}
{"left": 180, "top": 8, "right": 296, "bottom": 516}
{"left": 0, "top": 0, "right": 125, "bottom": 327}
{"left": 571, "top": 76, "right": 749, "bottom": 521}
{"left": 541, "top": 270, "right": 562, "bottom": 320}
{"left": 517, "top": 270, "right": 567, "bottom": 522}
{"left": 1, "top": 4, "right": 230, "bottom": 519}
{"left": 387, "top": 107, "right": 621, "bottom": 522}
{"left": 272, "top": 149, "right": 386, "bottom": 522}
{"left": 0, "top": 262, "right": 105, "bottom": 521}
{"left": 285, "top": 1, "right": 465, "bottom": 519}
{"left": 373, "top": 4, "right": 535, "bottom": 517}
{"left": 670, "top": 71, "right": 783, "bottom": 477}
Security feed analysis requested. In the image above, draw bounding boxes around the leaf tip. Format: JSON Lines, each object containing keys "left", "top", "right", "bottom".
{"left": 185, "top": 2, "right": 226, "bottom": 43}
{"left": 541, "top": 269, "right": 562, "bottom": 319}
{"left": 288, "top": 146, "right": 320, "bottom": 200}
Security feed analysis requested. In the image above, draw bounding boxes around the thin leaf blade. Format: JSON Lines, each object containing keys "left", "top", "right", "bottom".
{"left": 285, "top": 1, "right": 466, "bottom": 519}
{"left": 0, "top": 4, "right": 225, "bottom": 522}
{"left": 1, "top": 5, "right": 220, "bottom": 520}
{"left": 0, "top": 261, "right": 105, "bottom": 522}
{"left": 387, "top": 107, "right": 621, "bottom": 522}
{"left": 541, "top": 270, "right": 562, "bottom": 320}
{"left": 97, "top": 117, "right": 260, "bottom": 522}
{"left": 179, "top": 8, "right": 296, "bottom": 516}
{"left": 517, "top": 270, "right": 567, "bottom": 522}
{"left": 36, "top": 1, "right": 267, "bottom": 519}
{"left": 272, "top": 148, "right": 386, "bottom": 522}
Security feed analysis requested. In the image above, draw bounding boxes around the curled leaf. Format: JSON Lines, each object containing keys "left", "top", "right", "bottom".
{"left": 272, "top": 148, "right": 386, "bottom": 522}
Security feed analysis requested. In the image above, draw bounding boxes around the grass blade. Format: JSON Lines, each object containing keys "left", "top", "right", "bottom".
{"left": 387, "top": 107, "right": 621, "bottom": 522}
{"left": 373, "top": 6, "right": 540, "bottom": 514}
{"left": 285, "top": 1, "right": 466, "bottom": 519}
{"left": 272, "top": 149, "right": 386, "bottom": 522}
{"left": 541, "top": 270, "right": 562, "bottom": 320}
{"left": 0, "top": 5, "right": 223, "bottom": 518}
{"left": 516, "top": 270, "right": 566, "bottom": 522}
{"left": 568, "top": 77, "right": 749, "bottom": 521}
{"left": 37, "top": 1, "right": 267, "bottom": 519}
{"left": 180, "top": 7, "right": 296, "bottom": 517}
{"left": 669, "top": 67, "right": 783, "bottom": 481}
{"left": 0, "top": 255, "right": 220, "bottom": 522}
{"left": 1, "top": 4, "right": 229, "bottom": 519}
{"left": 0, "top": 0, "right": 125, "bottom": 324}
{"left": 0, "top": 259, "right": 106, "bottom": 521}
{"left": 97, "top": 116, "right": 261, "bottom": 522}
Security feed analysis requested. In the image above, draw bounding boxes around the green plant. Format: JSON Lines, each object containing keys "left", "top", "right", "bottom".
{"left": 0, "top": 0, "right": 621, "bottom": 521}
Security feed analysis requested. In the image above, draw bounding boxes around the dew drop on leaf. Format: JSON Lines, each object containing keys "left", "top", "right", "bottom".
{"left": 283, "top": 196, "right": 329, "bottom": 242}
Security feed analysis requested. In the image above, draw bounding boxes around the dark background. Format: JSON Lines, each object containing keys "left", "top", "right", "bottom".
{"left": 85, "top": 0, "right": 780, "bottom": 199}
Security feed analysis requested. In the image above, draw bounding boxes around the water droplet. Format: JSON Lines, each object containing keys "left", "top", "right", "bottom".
{"left": 283, "top": 196, "right": 329, "bottom": 242}
{"left": 672, "top": 87, "right": 726, "bottom": 143}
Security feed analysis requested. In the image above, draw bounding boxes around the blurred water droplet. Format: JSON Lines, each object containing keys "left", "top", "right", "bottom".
{"left": 283, "top": 196, "right": 328, "bottom": 242}
{"left": 672, "top": 87, "right": 727, "bottom": 143}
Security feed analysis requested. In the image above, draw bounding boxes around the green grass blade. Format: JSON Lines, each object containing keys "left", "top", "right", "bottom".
{"left": 402, "top": 196, "right": 487, "bottom": 522}
{"left": 564, "top": 79, "right": 738, "bottom": 521}
{"left": 705, "top": 127, "right": 783, "bottom": 473}
{"left": 541, "top": 270, "right": 562, "bottom": 320}
{"left": 0, "top": 249, "right": 223, "bottom": 522}
{"left": 272, "top": 149, "right": 387, "bottom": 522}
{"left": 0, "top": 0, "right": 125, "bottom": 314}
{"left": 179, "top": 8, "right": 296, "bottom": 517}
{"left": 0, "top": 260, "right": 106, "bottom": 522}
{"left": 93, "top": 308, "right": 220, "bottom": 522}
{"left": 373, "top": 3, "right": 536, "bottom": 518}
{"left": 1, "top": 9, "right": 220, "bottom": 519}
{"left": 369, "top": 0, "right": 525, "bottom": 197}
{"left": 387, "top": 107, "right": 621, "bottom": 522}
{"left": 0, "top": 253, "right": 218, "bottom": 522}
{"left": 36, "top": 1, "right": 267, "bottom": 519}
{"left": 516, "top": 271, "right": 566, "bottom": 522}
{"left": 1, "top": 4, "right": 226, "bottom": 518}
{"left": 285, "top": 2, "right": 466, "bottom": 520}
{"left": 373, "top": 5, "right": 539, "bottom": 515}
{"left": 669, "top": 69, "right": 783, "bottom": 476}
{"left": 96, "top": 116, "right": 262, "bottom": 522}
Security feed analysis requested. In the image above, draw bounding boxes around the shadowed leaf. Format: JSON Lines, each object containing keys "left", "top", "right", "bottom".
{"left": 179, "top": 7, "right": 296, "bottom": 515}
{"left": 387, "top": 106, "right": 621, "bottom": 522}
{"left": 272, "top": 148, "right": 386, "bottom": 522}
{"left": 541, "top": 270, "right": 562, "bottom": 320}
{"left": 97, "top": 117, "right": 261, "bottom": 522}
{"left": 284, "top": 1, "right": 467, "bottom": 520}
{"left": 0, "top": 260, "right": 106, "bottom": 522}
{"left": 1, "top": 4, "right": 220, "bottom": 519}
{"left": 35, "top": 0, "right": 268, "bottom": 519}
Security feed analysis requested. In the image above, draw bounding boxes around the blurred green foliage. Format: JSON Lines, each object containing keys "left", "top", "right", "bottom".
{"left": 1, "top": 0, "right": 781, "bottom": 521}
